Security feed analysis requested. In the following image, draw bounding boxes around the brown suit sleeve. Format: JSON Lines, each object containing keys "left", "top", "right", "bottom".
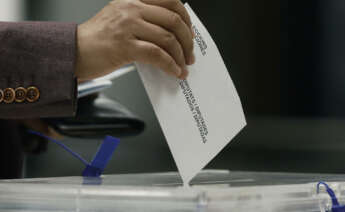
{"left": 0, "top": 21, "right": 78, "bottom": 119}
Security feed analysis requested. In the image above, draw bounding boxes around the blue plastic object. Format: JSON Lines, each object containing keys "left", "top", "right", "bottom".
{"left": 317, "top": 181, "right": 345, "bottom": 212}
{"left": 28, "top": 130, "right": 120, "bottom": 178}
{"left": 82, "top": 136, "right": 120, "bottom": 177}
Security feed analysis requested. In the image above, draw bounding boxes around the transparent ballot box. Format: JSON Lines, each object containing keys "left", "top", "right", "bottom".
{"left": 1, "top": 170, "right": 345, "bottom": 212}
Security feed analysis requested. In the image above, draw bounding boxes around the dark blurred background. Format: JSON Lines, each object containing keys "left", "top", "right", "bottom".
{"left": 4, "top": 0, "right": 345, "bottom": 177}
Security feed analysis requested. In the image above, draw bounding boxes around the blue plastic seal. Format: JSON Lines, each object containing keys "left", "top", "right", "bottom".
{"left": 28, "top": 130, "right": 120, "bottom": 178}
{"left": 317, "top": 181, "right": 345, "bottom": 212}
{"left": 82, "top": 136, "right": 120, "bottom": 177}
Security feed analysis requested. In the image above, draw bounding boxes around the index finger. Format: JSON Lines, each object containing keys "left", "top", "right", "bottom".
{"left": 140, "top": 0, "right": 193, "bottom": 31}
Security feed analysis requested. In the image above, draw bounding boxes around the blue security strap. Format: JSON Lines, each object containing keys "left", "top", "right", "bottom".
{"left": 317, "top": 181, "right": 345, "bottom": 212}
{"left": 82, "top": 135, "right": 120, "bottom": 177}
{"left": 27, "top": 130, "right": 120, "bottom": 178}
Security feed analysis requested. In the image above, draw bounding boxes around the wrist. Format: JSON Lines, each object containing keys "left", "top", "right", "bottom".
{"left": 75, "top": 23, "right": 116, "bottom": 81}
{"left": 75, "top": 24, "right": 89, "bottom": 81}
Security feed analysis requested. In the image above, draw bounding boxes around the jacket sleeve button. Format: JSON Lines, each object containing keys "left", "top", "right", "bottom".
{"left": 26, "top": 86, "right": 40, "bottom": 103}
{"left": 15, "top": 87, "right": 27, "bottom": 103}
{"left": 0, "top": 89, "right": 4, "bottom": 103}
{"left": 3, "top": 88, "right": 15, "bottom": 103}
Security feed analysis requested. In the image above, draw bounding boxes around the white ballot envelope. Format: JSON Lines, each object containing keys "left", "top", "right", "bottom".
{"left": 136, "top": 3, "right": 246, "bottom": 184}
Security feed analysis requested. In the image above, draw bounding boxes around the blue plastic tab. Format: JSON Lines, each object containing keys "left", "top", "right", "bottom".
{"left": 317, "top": 182, "right": 345, "bottom": 212}
{"left": 82, "top": 136, "right": 120, "bottom": 177}
{"left": 28, "top": 130, "right": 120, "bottom": 178}
{"left": 332, "top": 205, "right": 345, "bottom": 212}
{"left": 82, "top": 165, "right": 103, "bottom": 177}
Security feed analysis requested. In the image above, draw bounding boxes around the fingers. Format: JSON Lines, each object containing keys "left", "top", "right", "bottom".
{"left": 179, "top": 68, "right": 189, "bottom": 79}
{"left": 139, "top": 3, "right": 195, "bottom": 65}
{"left": 140, "top": 0, "right": 193, "bottom": 32}
{"left": 133, "top": 20, "right": 188, "bottom": 74}
{"left": 21, "top": 119, "right": 49, "bottom": 134}
{"left": 20, "top": 119, "right": 63, "bottom": 139}
{"left": 131, "top": 40, "right": 188, "bottom": 79}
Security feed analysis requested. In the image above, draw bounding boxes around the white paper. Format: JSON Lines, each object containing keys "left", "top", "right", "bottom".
{"left": 78, "top": 80, "right": 112, "bottom": 98}
{"left": 136, "top": 3, "right": 246, "bottom": 184}
{"left": 93, "top": 65, "right": 135, "bottom": 82}
{"left": 78, "top": 65, "right": 135, "bottom": 98}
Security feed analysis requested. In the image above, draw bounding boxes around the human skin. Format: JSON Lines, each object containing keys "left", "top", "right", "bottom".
{"left": 26, "top": 0, "right": 195, "bottom": 137}
{"left": 75, "top": 0, "right": 195, "bottom": 81}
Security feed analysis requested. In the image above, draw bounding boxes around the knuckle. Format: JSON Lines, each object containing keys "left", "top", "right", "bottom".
{"left": 148, "top": 45, "right": 161, "bottom": 58}
{"left": 120, "top": 17, "right": 134, "bottom": 28}
{"left": 164, "top": 33, "right": 177, "bottom": 46}
{"left": 126, "top": 0, "right": 141, "bottom": 9}
{"left": 162, "top": 33, "right": 184, "bottom": 64}
{"left": 169, "top": 13, "right": 182, "bottom": 27}
{"left": 167, "top": 0, "right": 179, "bottom": 9}
{"left": 167, "top": 58, "right": 176, "bottom": 69}
{"left": 127, "top": 19, "right": 140, "bottom": 31}
{"left": 115, "top": 0, "right": 143, "bottom": 15}
{"left": 118, "top": 13, "right": 137, "bottom": 27}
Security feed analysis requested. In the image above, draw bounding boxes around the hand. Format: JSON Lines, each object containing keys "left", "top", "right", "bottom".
{"left": 75, "top": 0, "right": 195, "bottom": 81}
{"left": 20, "top": 119, "right": 62, "bottom": 140}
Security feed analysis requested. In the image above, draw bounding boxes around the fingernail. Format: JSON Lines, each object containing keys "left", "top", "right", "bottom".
{"left": 183, "top": 69, "right": 189, "bottom": 79}
{"left": 192, "top": 30, "right": 196, "bottom": 39}
{"left": 191, "top": 27, "right": 196, "bottom": 38}
{"left": 179, "top": 75, "right": 186, "bottom": 80}
{"left": 179, "top": 69, "right": 188, "bottom": 80}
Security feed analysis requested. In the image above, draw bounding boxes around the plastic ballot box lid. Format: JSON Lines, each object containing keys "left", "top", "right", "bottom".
{"left": 1, "top": 170, "right": 345, "bottom": 212}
